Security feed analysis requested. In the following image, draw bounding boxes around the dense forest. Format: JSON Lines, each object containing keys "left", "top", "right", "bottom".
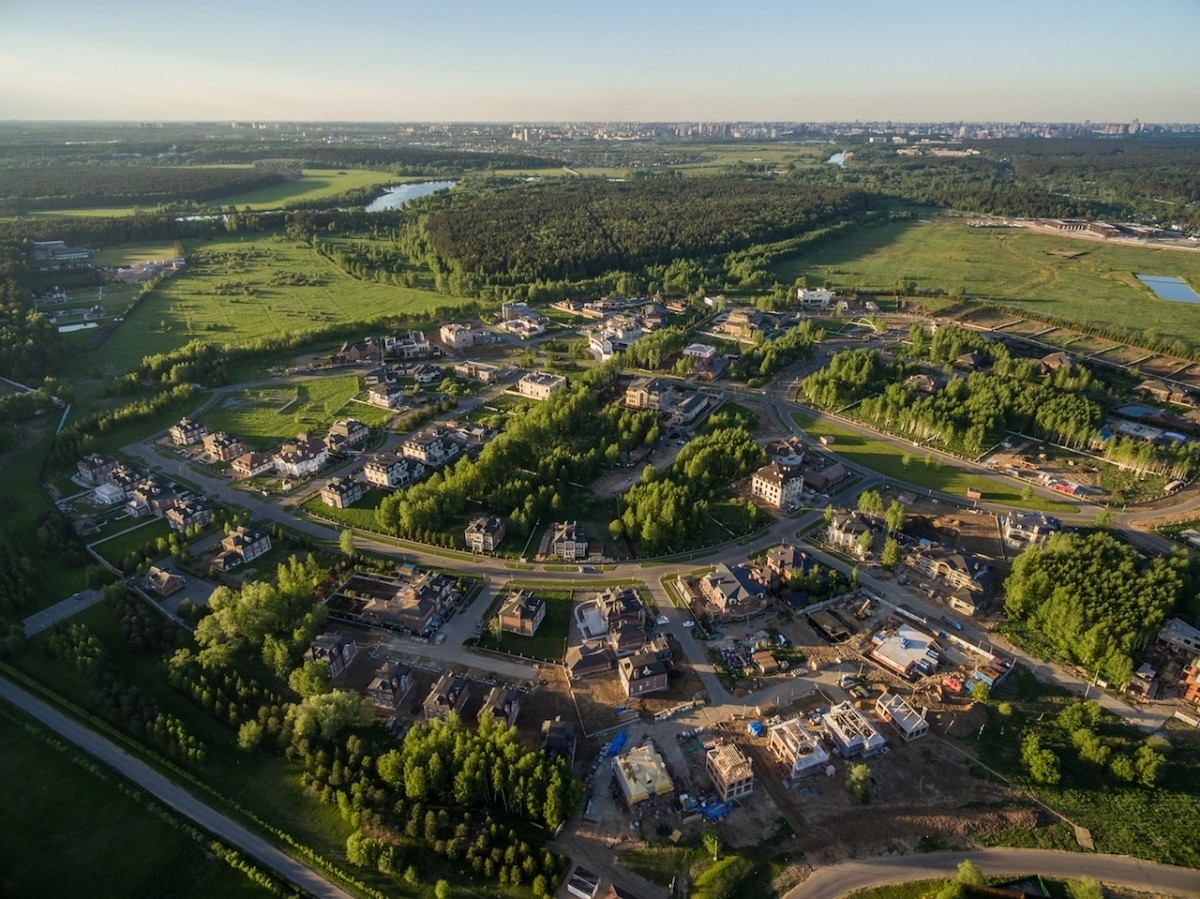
{"left": 1003, "top": 532, "right": 1191, "bottom": 684}
{"left": 420, "top": 177, "right": 872, "bottom": 284}
{"left": 0, "top": 166, "right": 293, "bottom": 213}
{"left": 0, "top": 239, "right": 66, "bottom": 384}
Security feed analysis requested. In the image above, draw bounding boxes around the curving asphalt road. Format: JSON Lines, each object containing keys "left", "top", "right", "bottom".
{"left": 0, "top": 675, "right": 353, "bottom": 899}
{"left": 786, "top": 848, "right": 1200, "bottom": 899}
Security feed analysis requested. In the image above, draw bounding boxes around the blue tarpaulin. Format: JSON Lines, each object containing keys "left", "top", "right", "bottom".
{"left": 607, "top": 730, "right": 628, "bottom": 757}
{"left": 746, "top": 721, "right": 765, "bottom": 737}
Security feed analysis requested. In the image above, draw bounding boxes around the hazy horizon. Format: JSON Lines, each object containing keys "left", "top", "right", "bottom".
{"left": 3, "top": 0, "right": 1198, "bottom": 123}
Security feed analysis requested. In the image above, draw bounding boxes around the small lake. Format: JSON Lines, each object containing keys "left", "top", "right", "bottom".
{"left": 827, "top": 151, "right": 847, "bottom": 168}
{"left": 1137, "top": 274, "right": 1200, "bottom": 304}
{"left": 365, "top": 180, "right": 456, "bottom": 213}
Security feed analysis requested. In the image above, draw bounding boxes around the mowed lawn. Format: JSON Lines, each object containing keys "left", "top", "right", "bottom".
{"left": 90, "top": 242, "right": 184, "bottom": 267}
{"left": 792, "top": 411, "right": 1075, "bottom": 513}
{"left": 0, "top": 708, "right": 272, "bottom": 899}
{"left": 202, "top": 374, "right": 361, "bottom": 448}
{"left": 771, "top": 218, "right": 1200, "bottom": 345}
{"left": 87, "top": 235, "right": 469, "bottom": 369}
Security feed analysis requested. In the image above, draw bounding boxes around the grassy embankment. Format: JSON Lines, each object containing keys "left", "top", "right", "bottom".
{"left": 792, "top": 411, "right": 1075, "bottom": 513}
{"left": 771, "top": 217, "right": 1200, "bottom": 347}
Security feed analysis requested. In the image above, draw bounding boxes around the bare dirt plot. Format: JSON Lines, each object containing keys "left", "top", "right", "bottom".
{"left": 953, "top": 308, "right": 1020, "bottom": 329}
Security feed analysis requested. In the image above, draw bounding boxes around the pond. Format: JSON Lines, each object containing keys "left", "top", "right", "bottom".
{"left": 1136, "top": 274, "right": 1200, "bottom": 304}
{"left": 365, "top": 180, "right": 456, "bottom": 212}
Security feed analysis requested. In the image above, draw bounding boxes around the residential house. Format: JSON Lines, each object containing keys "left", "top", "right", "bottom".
{"left": 1002, "top": 511, "right": 1062, "bottom": 549}
{"left": 385, "top": 330, "right": 433, "bottom": 360}
{"left": 401, "top": 427, "right": 460, "bottom": 468}
{"left": 607, "top": 624, "right": 649, "bottom": 658}
{"left": 906, "top": 547, "right": 994, "bottom": 596}
{"left": 751, "top": 461, "right": 805, "bottom": 510}
{"left": 366, "top": 661, "right": 414, "bottom": 711}
{"left": 600, "top": 586, "right": 646, "bottom": 630}
{"left": 274, "top": 435, "right": 329, "bottom": 479}
{"left": 722, "top": 307, "right": 762, "bottom": 340}
{"left": 386, "top": 570, "right": 458, "bottom": 635}
{"left": 367, "top": 382, "right": 408, "bottom": 410}
{"left": 321, "top": 475, "right": 365, "bottom": 509}
{"left": 215, "top": 526, "right": 272, "bottom": 571}
{"left": 765, "top": 436, "right": 806, "bottom": 468}
{"left": 143, "top": 565, "right": 184, "bottom": 597}
{"left": 826, "top": 511, "right": 872, "bottom": 557}
{"left": 126, "top": 478, "right": 177, "bottom": 519}
{"left": 307, "top": 633, "right": 357, "bottom": 678}
{"left": 166, "top": 500, "right": 211, "bottom": 533}
{"left": 954, "top": 350, "right": 989, "bottom": 372}
{"left": 551, "top": 521, "right": 588, "bottom": 561}
{"left": 540, "top": 717, "right": 578, "bottom": 765}
{"left": 1040, "top": 351, "right": 1074, "bottom": 375}
{"left": 465, "top": 515, "right": 506, "bottom": 552}
{"left": 516, "top": 370, "right": 567, "bottom": 401}
{"left": 479, "top": 684, "right": 522, "bottom": 727}
{"left": 325, "top": 419, "right": 369, "bottom": 454}
{"left": 797, "top": 287, "right": 834, "bottom": 308}
{"left": 564, "top": 642, "right": 616, "bottom": 680}
{"left": 77, "top": 453, "right": 117, "bottom": 486}
{"left": 497, "top": 590, "right": 545, "bottom": 636}
{"left": 1183, "top": 658, "right": 1200, "bottom": 708}
{"left": 424, "top": 673, "right": 469, "bottom": 720}
{"left": 705, "top": 743, "right": 754, "bottom": 802}
{"left": 203, "top": 431, "right": 246, "bottom": 462}
{"left": 411, "top": 362, "right": 442, "bottom": 385}
{"left": 624, "top": 377, "right": 680, "bottom": 412}
{"left": 695, "top": 563, "right": 770, "bottom": 620}
{"left": 331, "top": 337, "right": 382, "bottom": 366}
{"left": 452, "top": 360, "right": 503, "bottom": 384}
{"left": 670, "top": 392, "right": 708, "bottom": 427}
{"left": 440, "top": 322, "right": 476, "bottom": 350}
{"left": 768, "top": 717, "right": 830, "bottom": 780}
{"left": 903, "top": 373, "right": 943, "bottom": 395}
{"left": 231, "top": 451, "right": 275, "bottom": 479}
{"left": 362, "top": 453, "right": 426, "bottom": 490}
{"left": 764, "top": 544, "right": 807, "bottom": 587}
{"left": 169, "top": 417, "right": 208, "bottom": 446}
{"left": 802, "top": 461, "right": 847, "bottom": 493}
{"left": 618, "top": 651, "right": 670, "bottom": 697}
{"left": 1158, "top": 618, "right": 1200, "bottom": 657}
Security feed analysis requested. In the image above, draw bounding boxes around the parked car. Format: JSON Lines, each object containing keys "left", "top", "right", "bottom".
{"left": 682, "top": 620, "right": 695, "bottom": 629}
{"left": 656, "top": 615, "right": 670, "bottom": 626}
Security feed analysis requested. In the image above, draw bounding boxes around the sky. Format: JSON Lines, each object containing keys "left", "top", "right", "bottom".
{"left": 2, "top": 0, "right": 1198, "bottom": 122}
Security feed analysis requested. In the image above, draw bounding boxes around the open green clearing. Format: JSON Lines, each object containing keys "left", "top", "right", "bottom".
{"left": 477, "top": 589, "right": 572, "bottom": 662}
{"left": 78, "top": 235, "right": 467, "bottom": 372}
{"left": 0, "top": 705, "right": 274, "bottom": 899}
{"left": 771, "top": 218, "right": 1200, "bottom": 345}
{"left": 302, "top": 489, "right": 390, "bottom": 532}
{"left": 203, "top": 375, "right": 361, "bottom": 448}
{"left": 90, "top": 242, "right": 185, "bottom": 267}
{"left": 15, "top": 169, "right": 405, "bottom": 218}
{"left": 792, "top": 411, "right": 1076, "bottom": 513}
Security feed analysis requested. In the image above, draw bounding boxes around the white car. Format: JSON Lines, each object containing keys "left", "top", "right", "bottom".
{"left": 682, "top": 620, "right": 695, "bottom": 629}
{"left": 656, "top": 615, "right": 669, "bottom": 626}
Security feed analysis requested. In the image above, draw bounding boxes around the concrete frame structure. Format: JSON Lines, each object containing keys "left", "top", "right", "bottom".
{"left": 705, "top": 742, "right": 754, "bottom": 801}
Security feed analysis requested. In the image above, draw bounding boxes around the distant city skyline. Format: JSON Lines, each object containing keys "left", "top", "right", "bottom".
{"left": 2, "top": 1, "right": 1198, "bottom": 123}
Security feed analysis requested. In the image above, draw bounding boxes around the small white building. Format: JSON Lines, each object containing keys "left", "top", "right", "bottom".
{"left": 822, "top": 701, "right": 888, "bottom": 758}
{"left": 797, "top": 287, "right": 834, "bottom": 308}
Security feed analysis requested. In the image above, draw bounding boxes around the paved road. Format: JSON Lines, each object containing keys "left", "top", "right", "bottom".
{"left": 787, "top": 847, "right": 1200, "bottom": 898}
{"left": 0, "top": 675, "right": 353, "bottom": 899}
{"left": 22, "top": 589, "right": 104, "bottom": 637}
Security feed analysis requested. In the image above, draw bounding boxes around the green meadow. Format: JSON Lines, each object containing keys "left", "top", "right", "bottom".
{"left": 772, "top": 218, "right": 1200, "bottom": 345}
{"left": 79, "top": 235, "right": 468, "bottom": 371}
{"left": 202, "top": 375, "right": 362, "bottom": 448}
{"left": 792, "top": 411, "right": 1076, "bottom": 513}
{"left": 0, "top": 707, "right": 274, "bottom": 899}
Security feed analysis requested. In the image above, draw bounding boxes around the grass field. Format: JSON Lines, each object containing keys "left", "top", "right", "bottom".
{"left": 792, "top": 411, "right": 1076, "bottom": 513}
{"left": 0, "top": 705, "right": 272, "bottom": 899}
{"left": 78, "top": 235, "right": 467, "bottom": 372}
{"left": 90, "top": 242, "right": 184, "bottom": 267}
{"left": 771, "top": 218, "right": 1200, "bottom": 346}
{"left": 202, "top": 375, "right": 361, "bottom": 448}
{"left": 301, "top": 489, "right": 389, "bottom": 532}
